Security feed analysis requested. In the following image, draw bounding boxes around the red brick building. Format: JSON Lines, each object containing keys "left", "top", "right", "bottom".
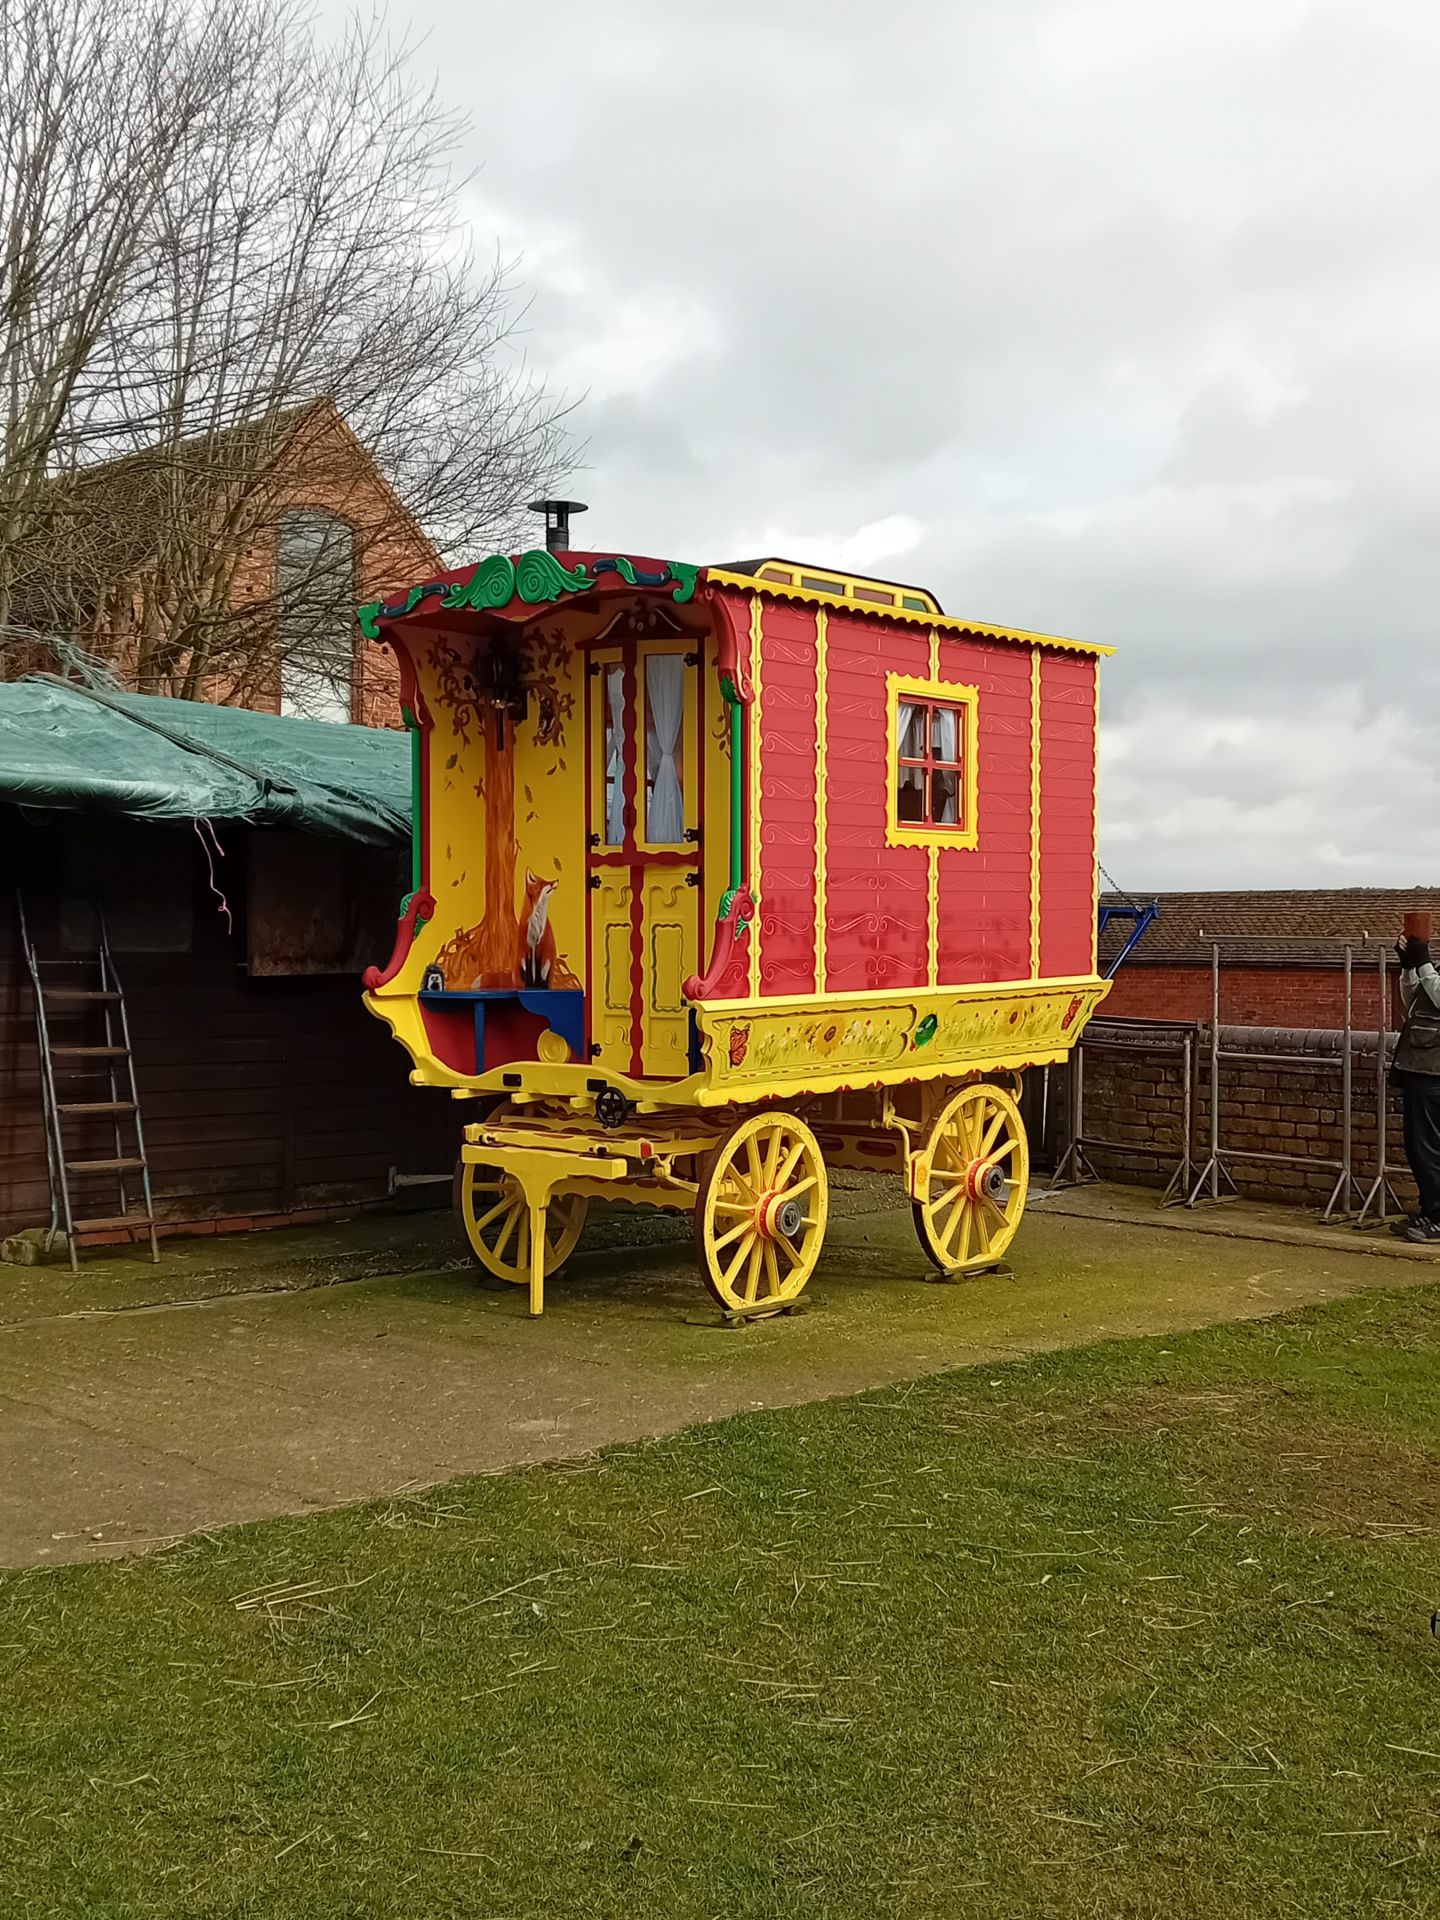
{"left": 3, "top": 401, "right": 442, "bottom": 728}
{"left": 1100, "top": 888, "right": 1434, "bottom": 1030}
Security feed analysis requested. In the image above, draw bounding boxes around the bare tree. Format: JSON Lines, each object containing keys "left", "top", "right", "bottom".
{"left": 0, "top": 0, "right": 250, "bottom": 632}
{"left": 1, "top": 0, "right": 574, "bottom": 705}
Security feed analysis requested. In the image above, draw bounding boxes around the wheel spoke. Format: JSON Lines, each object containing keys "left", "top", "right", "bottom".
{"left": 991, "top": 1137, "right": 1019, "bottom": 1163}
{"left": 763, "top": 1242, "right": 781, "bottom": 1297}
{"left": 784, "top": 1173, "right": 819, "bottom": 1199}
{"left": 980, "top": 1108, "right": 1008, "bottom": 1154}
{"left": 774, "top": 1139, "right": 806, "bottom": 1188}
{"left": 472, "top": 1195, "right": 515, "bottom": 1234}
{"left": 763, "top": 1126, "right": 783, "bottom": 1185}
{"left": 712, "top": 1216, "right": 753, "bottom": 1254}
{"left": 744, "top": 1136, "right": 764, "bottom": 1188}
{"left": 492, "top": 1203, "right": 523, "bottom": 1261}
{"left": 721, "top": 1232, "right": 756, "bottom": 1290}
{"left": 743, "top": 1239, "right": 764, "bottom": 1303}
{"left": 713, "top": 1198, "right": 754, "bottom": 1219}
{"left": 956, "top": 1203, "right": 973, "bottom": 1266}
{"left": 973, "top": 1204, "right": 992, "bottom": 1257}
{"left": 930, "top": 1182, "right": 967, "bottom": 1220}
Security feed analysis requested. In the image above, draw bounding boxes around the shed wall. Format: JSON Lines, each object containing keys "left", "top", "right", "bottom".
{"left": 0, "top": 814, "right": 457, "bottom": 1244}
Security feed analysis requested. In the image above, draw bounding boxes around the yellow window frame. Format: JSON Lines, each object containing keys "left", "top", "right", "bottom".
{"left": 885, "top": 672, "right": 980, "bottom": 850}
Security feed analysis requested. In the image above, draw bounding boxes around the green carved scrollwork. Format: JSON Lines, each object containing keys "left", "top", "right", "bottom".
{"left": 357, "top": 550, "right": 701, "bottom": 635}
{"left": 515, "top": 548, "right": 592, "bottom": 602}
{"left": 667, "top": 560, "right": 700, "bottom": 603}
{"left": 444, "top": 552, "right": 516, "bottom": 611}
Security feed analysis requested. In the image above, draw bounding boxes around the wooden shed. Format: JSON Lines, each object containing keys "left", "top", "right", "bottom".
{"left": 0, "top": 680, "right": 455, "bottom": 1250}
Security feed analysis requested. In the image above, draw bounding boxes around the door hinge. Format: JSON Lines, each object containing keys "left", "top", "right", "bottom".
{"left": 588, "top": 874, "right": 602, "bottom": 891}
{"left": 685, "top": 871, "right": 701, "bottom": 887}
{"left": 684, "top": 827, "right": 701, "bottom": 844}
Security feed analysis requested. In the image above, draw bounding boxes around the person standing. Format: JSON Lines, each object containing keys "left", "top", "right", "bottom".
{"left": 1392, "top": 923, "right": 1440, "bottom": 1242}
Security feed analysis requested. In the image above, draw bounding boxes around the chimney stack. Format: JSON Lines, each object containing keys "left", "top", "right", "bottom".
{"left": 528, "top": 498, "right": 588, "bottom": 554}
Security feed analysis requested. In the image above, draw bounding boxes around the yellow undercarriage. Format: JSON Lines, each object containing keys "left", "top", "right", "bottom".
{"left": 456, "top": 1076, "right": 1031, "bottom": 1319}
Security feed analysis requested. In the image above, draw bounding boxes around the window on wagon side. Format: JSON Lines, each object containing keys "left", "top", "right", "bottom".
{"left": 895, "top": 697, "right": 966, "bottom": 831}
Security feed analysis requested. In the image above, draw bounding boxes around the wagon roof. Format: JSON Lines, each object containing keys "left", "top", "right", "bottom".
{"left": 356, "top": 547, "right": 1112, "bottom": 658}
{"left": 708, "top": 560, "right": 1112, "bottom": 658}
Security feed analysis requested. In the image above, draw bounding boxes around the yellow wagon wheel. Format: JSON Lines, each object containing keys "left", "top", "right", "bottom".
{"left": 913, "top": 1082, "right": 1029, "bottom": 1275}
{"left": 453, "top": 1159, "right": 589, "bottom": 1286}
{"left": 695, "top": 1111, "right": 829, "bottom": 1315}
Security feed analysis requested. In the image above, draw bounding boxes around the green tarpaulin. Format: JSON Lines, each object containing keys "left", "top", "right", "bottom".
{"left": 0, "top": 678, "right": 409, "bottom": 846}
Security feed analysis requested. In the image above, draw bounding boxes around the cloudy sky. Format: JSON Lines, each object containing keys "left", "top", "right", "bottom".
{"left": 379, "top": 0, "right": 1439, "bottom": 890}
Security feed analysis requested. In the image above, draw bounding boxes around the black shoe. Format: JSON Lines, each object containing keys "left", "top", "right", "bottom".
{"left": 1390, "top": 1214, "right": 1423, "bottom": 1237}
{"left": 1400, "top": 1216, "right": 1440, "bottom": 1244}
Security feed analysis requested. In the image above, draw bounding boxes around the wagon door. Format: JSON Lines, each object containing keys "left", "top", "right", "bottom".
{"left": 587, "top": 643, "right": 701, "bottom": 1079}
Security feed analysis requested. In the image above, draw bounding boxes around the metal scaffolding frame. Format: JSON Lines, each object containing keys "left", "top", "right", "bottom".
{"left": 1050, "top": 1020, "right": 1196, "bottom": 1203}
{"left": 1052, "top": 936, "right": 1407, "bottom": 1226}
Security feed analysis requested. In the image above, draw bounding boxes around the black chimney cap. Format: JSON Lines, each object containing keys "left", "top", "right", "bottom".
{"left": 529, "top": 499, "right": 588, "bottom": 553}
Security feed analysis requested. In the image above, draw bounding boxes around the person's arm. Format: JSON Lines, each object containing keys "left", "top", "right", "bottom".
{"left": 1414, "top": 962, "right": 1440, "bottom": 1011}
{"left": 1401, "top": 968, "right": 1418, "bottom": 1012}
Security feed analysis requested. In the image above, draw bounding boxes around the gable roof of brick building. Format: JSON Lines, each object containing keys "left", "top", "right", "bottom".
{"left": 1100, "top": 887, "right": 1438, "bottom": 969}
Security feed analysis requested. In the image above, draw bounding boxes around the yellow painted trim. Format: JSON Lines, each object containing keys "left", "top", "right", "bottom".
{"left": 747, "top": 592, "right": 764, "bottom": 998}
{"left": 1091, "top": 657, "right": 1101, "bottom": 977}
{"left": 736, "top": 557, "right": 942, "bottom": 615}
{"left": 926, "top": 626, "right": 940, "bottom": 988}
{"left": 813, "top": 606, "right": 829, "bottom": 992}
{"left": 1029, "top": 650, "right": 1042, "bottom": 980}
{"left": 927, "top": 845, "right": 939, "bottom": 988}
{"left": 706, "top": 567, "right": 1113, "bottom": 658}
{"left": 364, "top": 971, "right": 1110, "bottom": 1109}
{"left": 885, "top": 672, "right": 980, "bottom": 851}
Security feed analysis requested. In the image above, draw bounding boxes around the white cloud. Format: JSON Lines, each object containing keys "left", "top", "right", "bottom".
{"left": 330, "top": 0, "right": 1440, "bottom": 885}
{"left": 728, "top": 513, "right": 927, "bottom": 574}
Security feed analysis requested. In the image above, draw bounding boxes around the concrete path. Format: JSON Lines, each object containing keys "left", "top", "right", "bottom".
{"left": 2, "top": 1190, "right": 1435, "bottom": 1568}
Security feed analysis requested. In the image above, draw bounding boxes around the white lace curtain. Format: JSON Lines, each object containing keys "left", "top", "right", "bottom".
{"left": 897, "top": 702, "right": 926, "bottom": 757}
{"left": 605, "top": 665, "right": 626, "bottom": 844}
{"left": 645, "top": 655, "right": 686, "bottom": 844}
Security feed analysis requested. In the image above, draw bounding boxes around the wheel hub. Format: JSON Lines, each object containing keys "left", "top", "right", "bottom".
{"left": 757, "top": 1190, "right": 805, "bottom": 1241}
{"left": 965, "top": 1157, "right": 1008, "bottom": 1206}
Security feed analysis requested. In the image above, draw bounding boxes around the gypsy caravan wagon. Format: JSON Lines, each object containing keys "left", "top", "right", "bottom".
{"left": 360, "top": 517, "right": 1111, "bottom": 1318}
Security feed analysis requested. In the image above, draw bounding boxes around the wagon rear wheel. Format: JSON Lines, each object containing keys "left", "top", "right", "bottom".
{"left": 453, "top": 1159, "right": 588, "bottom": 1286}
{"left": 696, "top": 1111, "right": 829, "bottom": 1316}
{"left": 912, "top": 1083, "right": 1029, "bottom": 1275}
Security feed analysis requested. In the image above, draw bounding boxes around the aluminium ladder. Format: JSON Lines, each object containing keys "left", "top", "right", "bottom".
{"left": 15, "top": 892, "right": 159, "bottom": 1267}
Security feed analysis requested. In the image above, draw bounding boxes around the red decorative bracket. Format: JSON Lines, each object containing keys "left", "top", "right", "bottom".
{"left": 363, "top": 889, "right": 436, "bottom": 992}
{"left": 707, "top": 591, "right": 755, "bottom": 703}
{"left": 683, "top": 888, "right": 755, "bottom": 1002}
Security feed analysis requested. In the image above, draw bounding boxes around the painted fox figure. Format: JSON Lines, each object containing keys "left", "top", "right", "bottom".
{"left": 519, "top": 870, "right": 559, "bottom": 987}
{"left": 426, "top": 870, "right": 578, "bottom": 992}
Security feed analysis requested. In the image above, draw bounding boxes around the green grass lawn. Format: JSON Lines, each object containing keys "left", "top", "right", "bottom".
{"left": 4, "top": 1281, "right": 1440, "bottom": 1919}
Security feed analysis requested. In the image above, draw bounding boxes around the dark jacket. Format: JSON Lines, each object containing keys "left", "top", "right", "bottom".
{"left": 1393, "top": 966, "right": 1440, "bottom": 1076}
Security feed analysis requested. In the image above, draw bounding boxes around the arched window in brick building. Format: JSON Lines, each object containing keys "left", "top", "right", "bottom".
{"left": 278, "top": 509, "right": 356, "bottom": 723}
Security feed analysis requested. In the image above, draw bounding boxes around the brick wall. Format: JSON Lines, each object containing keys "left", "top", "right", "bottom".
{"left": 10, "top": 405, "right": 439, "bottom": 728}
{"left": 1049, "top": 1025, "right": 1415, "bottom": 1213}
{"left": 1104, "top": 964, "right": 1395, "bottom": 1033}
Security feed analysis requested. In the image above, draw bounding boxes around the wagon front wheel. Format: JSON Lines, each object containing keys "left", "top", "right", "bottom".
{"left": 913, "top": 1083, "right": 1029, "bottom": 1275}
{"left": 696, "top": 1111, "right": 829, "bottom": 1316}
{"left": 453, "top": 1159, "right": 588, "bottom": 1286}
